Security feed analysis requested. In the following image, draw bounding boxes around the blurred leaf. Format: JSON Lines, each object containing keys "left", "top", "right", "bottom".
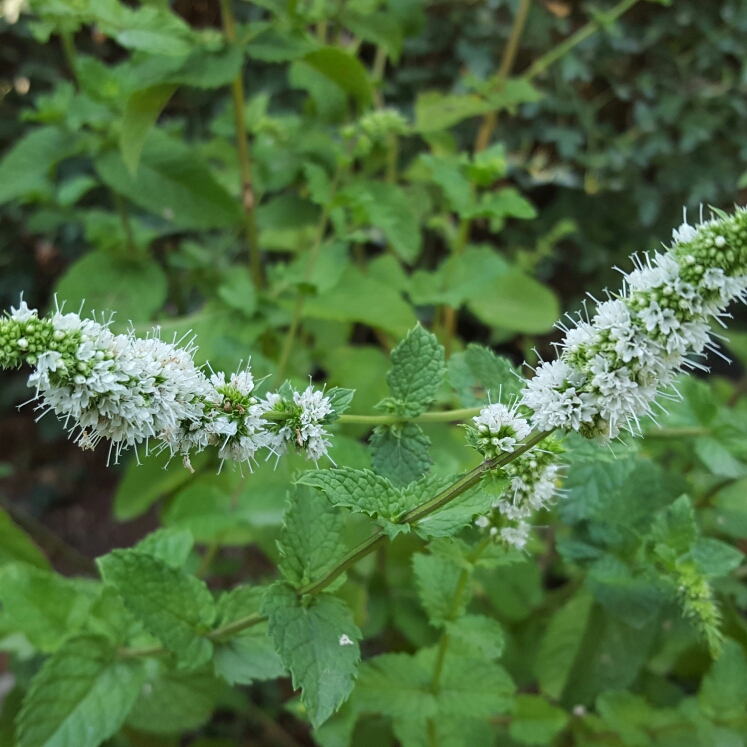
{"left": 508, "top": 695, "right": 569, "bottom": 746}
{"left": 120, "top": 83, "right": 176, "bottom": 174}
{"left": 448, "top": 344, "right": 523, "bottom": 407}
{"left": 0, "top": 509, "right": 50, "bottom": 569}
{"left": 217, "top": 267, "right": 257, "bottom": 317}
{"left": 303, "top": 47, "right": 373, "bottom": 108}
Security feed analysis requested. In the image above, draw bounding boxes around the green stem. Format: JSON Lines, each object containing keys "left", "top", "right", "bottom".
{"left": 337, "top": 407, "right": 482, "bottom": 426}
{"left": 220, "top": 0, "right": 264, "bottom": 289}
{"left": 113, "top": 192, "right": 137, "bottom": 256}
{"left": 521, "top": 0, "right": 641, "bottom": 82}
{"left": 644, "top": 427, "right": 710, "bottom": 439}
{"left": 441, "top": 216, "right": 472, "bottom": 358}
{"left": 118, "top": 429, "right": 554, "bottom": 658}
{"left": 60, "top": 31, "right": 78, "bottom": 87}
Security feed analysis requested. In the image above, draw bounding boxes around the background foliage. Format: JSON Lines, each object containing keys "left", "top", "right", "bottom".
{"left": 2, "top": 0, "right": 747, "bottom": 745}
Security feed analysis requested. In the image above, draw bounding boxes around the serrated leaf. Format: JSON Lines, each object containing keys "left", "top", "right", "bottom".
{"left": 355, "top": 652, "right": 436, "bottom": 722}
{"left": 97, "top": 550, "right": 216, "bottom": 669}
{"left": 325, "top": 387, "right": 355, "bottom": 421}
{"left": 120, "top": 83, "right": 175, "bottom": 174}
{"left": 535, "top": 589, "right": 594, "bottom": 700}
{"left": 16, "top": 634, "right": 145, "bottom": 747}
{"left": 448, "top": 344, "right": 523, "bottom": 407}
{"left": 261, "top": 583, "right": 361, "bottom": 729}
{"left": 651, "top": 495, "right": 697, "bottom": 559}
{"left": 444, "top": 614, "right": 505, "bottom": 659}
{"left": 413, "top": 552, "right": 469, "bottom": 626}
{"left": 508, "top": 695, "right": 569, "bottom": 746}
{"left": 386, "top": 325, "right": 446, "bottom": 417}
{"left": 298, "top": 468, "right": 407, "bottom": 537}
{"left": 691, "top": 538, "right": 743, "bottom": 577}
{"left": 370, "top": 423, "right": 432, "bottom": 488}
{"left": 414, "top": 484, "right": 500, "bottom": 539}
{"left": 0, "top": 508, "right": 49, "bottom": 569}
{"left": 699, "top": 638, "right": 747, "bottom": 721}
{"left": 134, "top": 528, "right": 194, "bottom": 569}
{"left": 0, "top": 564, "right": 99, "bottom": 652}
{"left": 126, "top": 665, "right": 219, "bottom": 734}
{"left": 278, "top": 485, "right": 348, "bottom": 587}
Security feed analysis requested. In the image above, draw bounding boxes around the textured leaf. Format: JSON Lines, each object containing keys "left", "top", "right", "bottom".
{"left": 278, "top": 485, "right": 348, "bottom": 587}
{"left": 325, "top": 387, "right": 356, "bottom": 421}
{"left": 535, "top": 589, "right": 594, "bottom": 700}
{"left": 134, "top": 528, "right": 194, "bottom": 569}
{"left": 355, "top": 652, "right": 436, "bottom": 721}
{"left": 448, "top": 344, "right": 524, "bottom": 407}
{"left": 508, "top": 695, "right": 569, "bottom": 746}
{"left": 96, "top": 131, "right": 242, "bottom": 229}
{"left": 0, "top": 508, "right": 49, "bottom": 569}
{"left": 699, "top": 638, "right": 747, "bottom": 721}
{"left": 120, "top": 83, "right": 175, "bottom": 174}
{"left": 414, "top": 484, "right": 499, "bottom": 539}
{"left": 651, "top": 494, "right": 698, "bottom": 559}
{"left": 55, "top": 253, "right": 168, "bottom": 326}
{"left": 97, "top": 550, "right": 216, "bottom": 668}
{"left": 126, "top": 665, "right": 219, "bottom": 735}
{"left": 16, "top": 634, "right": 145, "bottom": 747}
{"left": 370, "top": 423, "right": 432, "bottom": 488}
{"left": 213, "top": 635, "right": 287, "bottom": 685}
{"left": 303, "top": 47, "right": 373, "bottom": 107}
{"left": 262, "top": 583, "right": 362, "bottom": 729}
{"left": 386, "top": 325, "right": 446, "bottom": 417}
{"left": 298, "top": 468, "right": 407, "bottom": 537}
{"left": 412, "top": 552, "right": 469, "bottom": 626}
{"left": 0, "top": 564, "right": 98, "bottom": 652}
{"left": 444, "top": 614, "right": 505, "bottom": 660}
{"left": 691, "top": 537, "right": 743, "bottom": 577}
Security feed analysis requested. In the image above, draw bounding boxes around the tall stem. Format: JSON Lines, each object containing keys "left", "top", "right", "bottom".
{"left": 441, "top": 216, "right": 472, "bottom": 358}
{"left": 60, "top": 31, "right": 78, "bottom": 87}
{"left": 220, "top": 0, "right": 264, "bottom": 288}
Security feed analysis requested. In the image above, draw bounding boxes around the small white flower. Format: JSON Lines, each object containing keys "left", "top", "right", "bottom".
{"left": 339, "top": 634, "right": 354, "bottom": 646}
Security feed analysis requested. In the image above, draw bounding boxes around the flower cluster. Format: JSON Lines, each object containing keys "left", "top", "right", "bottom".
{"left": 466, "top": 402, "right": 531, "bottom": 459}
{"left": 1, "top": 301, "right": 338, "bottom": 468}
{"left": 522, "top": 208, "right": 747, "bottom": 442}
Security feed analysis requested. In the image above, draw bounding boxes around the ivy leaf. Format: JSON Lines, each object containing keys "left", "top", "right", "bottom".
{"left": 413, "top": 552, "right": 469, "bottom": 626}
{"left": 444, "top": 614, "right": 505, "bottom": 660}
{"left": 384, "top": 325, "right": 446, "bottom": 417}
{"left": 298, "top": 467, "right": 407, "bottom": 537}
{"left": 16, "top": 634, "right": 145, "bottom": 747}
{"left": 261, "top": 583, "right": 362, "bottom": 729}
{"left": 370, "top": 423, "right": 432, "bottom": 488}
{"left": 508, "top": 695, "right": 569, "bottom": 746}
{"left": 126, "top": 665, "right": 219, "bottom": 735}
{"left": 278, "top": 485, "right": 348, "bottom": 588}
{"left": 97, "top": 550, "right": 216, "bottom": 669}
{"left": 134, "top": 527, "right": 194, "bottom": 569}
{"left": 448, "top": 344, "right": 524, "bottom": 407}
{"left": 120, "top": 83, "right": 176, "bottom": 174}
{"left": 355, "top": 652, "right": 436, "bottom": 722}
{"left": 0, "top": 508, "right": 49, "bottom": 569}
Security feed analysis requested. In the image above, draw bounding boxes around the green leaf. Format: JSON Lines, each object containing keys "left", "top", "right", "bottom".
{"left": 325, "top": 387, "right": 356, "bottom": 421}
{"left": 412, "top": 552, "right": 469, "bottom": 626}
{"left": 96, "top": 131, "right": 242, "bottom": 229}
{"left": 370, "top": 423, "right": 432, "bottom": 489}
{"left": 651, "top": 494, "right": 698, "bottom": 560}
{"left": 97, "top": 550, "right": 216, "bottom": 668}
{"left": 0, "top": 564, "right": 98, "bottom": 652}
{"left": 346, "top": 181, "right": 422, "bottom": 263}
{"left": 384, "top": 325, "right": 445, "bottom": 417}
{"left": 508, "top": 695, "right": 569, "bottom": 746}
{"left": 126, "top": 665, "right": 219, "bottom": 734}
{"left": 448, "top": 344, "right": 523, "bottom": 407}
{"left": 298, "top": 468, "right": 407, "bottom": 537}
{"left": 303, "top": 47, "right": 373, "bottom": 108}
{"left": 339, "top": 9, "right": 404, "bottom": 61}
{"left": 163, "top": 43, "right": 244, "bottom": 88}
{"left": 16, "top": 634, "right": 145, "bottom": 747}
{"left": 304, "top": 265, "right": 418, "bottom": 339}
{"left": 691, "top": 537, "right": 743, "bottom": 577}
{"left": 120, "top": 83, "right": 176, "bottom": 174}
{"left": 213, "top": 587, "right": 286, "bottom": 684}
{"left": 355, "top": 652, "right": 436, "bottom": 722}
{"left": 55, "top": 253, "right": 168, "bottom": 326}
{"left": 134, "top": 527, "right": 194, "bottom": 569}
{"left": 113, "top": 447, "right": 204, "bottom": 521}
{"left": 535, "top": 589, "right": 594, "bottom": 700}
{"left": 465, "top": 188, "right": 537, "bottom": 230}
{"left": 278, "top": 485, "right": 348, "bottom": 588}
{"left": 414, "top": 484, "right": 499, "bottom": 539}
{"left": 0, "top": 126, "right": 83, "bottom": 205}
{"left": 419, "top": 154, "right": 473, "bottom": 214}
{"left": 0, "top": 685, "right": 23, "bottom": 747}
{"left": 467, "top": 269, "right": 560, "bottom": 334}
{"left": 0, "top": 508, "right": 49, "bottom": 569}
{"left": 444, "top": 614, "right": 505, "bottom": 659}
{"left": 695, "top": 436, "right": 747, "bottom": 478}
{"left": 217, "top": 266, "right": 257, "bottom": 317}
{"left": 261, "top": 583, "right": 361, "bottom": 729}
{"left": 699, "top": 638, "right": 747, "bottom": 721}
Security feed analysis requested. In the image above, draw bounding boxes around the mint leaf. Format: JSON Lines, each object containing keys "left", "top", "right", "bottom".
{"left": 444, "top": 614, "right": 505, "bottom": 660}
{"left": 126, "top": 665, "right": 219, "bottom": 735}
{"left": 278, "top": 485, "right": 348, "bottom": 588}
{"left": 16, "top": 634, "right": 144, "bottom": 747}
{"left": 699, "top": 638, "right": 747, "bottom": 721}
{"left": 385, "top": 325, "right": 445, "bottom": 417}
{"left": 324, "top": 387, "right": 356, "bottom": 421}
{"left": 0, "top": 508, "right": 49, "bottom": 569}
{"left": 262, "top": 583, "right": 361, "bottom": 729}
{"left": 97, "top": 550, "right": 216, "bottom": 669}
{"left": 134, "top": 527, "right": 194, "bottom": 569}
{"left": 413, "top": 552, "right": 469, "bottom": 626}
{"left": 370, "top": 423, "right": 431, "bottom": 488}
{"left": 298, "top": 467, "right": 409, "bottom": 537}
{"left": 448, "top": 344, "right": 523, "bottom": 407}
{"left": 120, "top": 83, "right": 175, "bottom": 173}
{"left": 509, "top": 695, "right": 569, "bottom": 746}
{"left": 355, "top": 652, "right": 436, "bottom": 721}
{"left": 414, "top": 483, "right": 501, "bottom": 540}
{"left": 690, "top": 537, "right": 743, "bottom": 577}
